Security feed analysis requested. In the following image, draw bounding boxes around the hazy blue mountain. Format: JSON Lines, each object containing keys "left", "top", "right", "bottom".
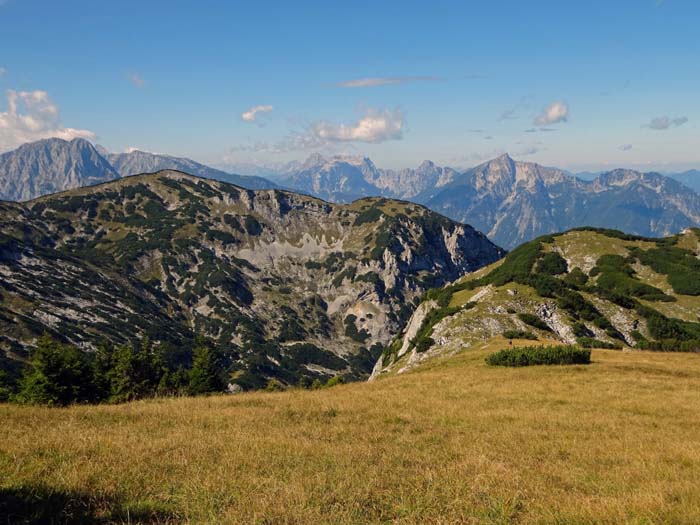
{"left": 0, "top": 138, "right": 119, "bottom": 201}
{"left": 277, "top": 154, "right": 457, "bottom": 202}
{"left": 106, "top": 149, "right": 278, "bottom": 190}
{"left": 666, "top": 170, "right": 700, "bottom": 193}
{"left": 423, "top": 154, "right": 700, "bottom": 248}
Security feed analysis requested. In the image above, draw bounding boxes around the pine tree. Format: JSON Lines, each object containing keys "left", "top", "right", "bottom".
{"left": 17, "top": 335, "right": 96, "bottom": 405}
{"left": 188, "top": 342, "right": 224, "bottom": 395}
{"left": 109, "top": 338, "right": 163, "bottom": 402}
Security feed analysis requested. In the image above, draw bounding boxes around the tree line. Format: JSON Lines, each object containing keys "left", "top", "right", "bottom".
{"left": 0, "top": 335, "right": 225, "bottom": 406}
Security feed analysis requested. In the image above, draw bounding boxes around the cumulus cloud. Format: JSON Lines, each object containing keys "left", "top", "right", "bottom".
{"left": 534, "top": 101, "right": 569, "bottom": 126}
{"left": 128, "top": 72, "right": 145, "bottom": 87}
{"left": 241, "top": 105, "right": 273, "bottom": 123}
{"left": 619, "top": 144, "right": 633, "bottom": 151}
{"left": 230, "top": 107, "right": 405, "bottom": 155}
{"left": 0, "top": 89, "right": 95, "bottom": 152}
{"left": 644, "top": 115, "right": 688, "bottom": 130}
{"left": 309, "top": 108, "right": 404, "bottom": 143}
{"left": 336, "top": 76, "right": 439, "bottom": 88}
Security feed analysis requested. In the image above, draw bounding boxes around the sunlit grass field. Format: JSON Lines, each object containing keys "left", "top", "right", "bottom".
{"left": 2, "top": 342, "right": 700, "bottom": 524}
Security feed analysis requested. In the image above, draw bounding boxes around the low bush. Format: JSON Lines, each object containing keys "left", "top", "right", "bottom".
{"left": 537, "top": 252, "right": 568, "bottom": 275}
{"left": 486, "top": 345, "right": 591, "bottom": 367}
{"left": 502, "top": 330, "right": 538, "bottom": 340}
{"left": 517, "top": 313, "right": 551, "bottom": 332}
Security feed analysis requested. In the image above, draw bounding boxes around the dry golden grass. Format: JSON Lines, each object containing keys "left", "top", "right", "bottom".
{"left": 2, "top": 345, "right": 700, "bottom": 524}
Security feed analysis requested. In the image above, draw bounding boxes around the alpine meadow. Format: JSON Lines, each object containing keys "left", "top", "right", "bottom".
{"left": 2, "top": 1, "right": 700, "bottom": 524}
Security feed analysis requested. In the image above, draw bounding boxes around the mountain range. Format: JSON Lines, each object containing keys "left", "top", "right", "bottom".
{"left": 273, "top": 152, "right": 700, "bottom": 248}
{"left": 2, "top": 138, "right": 700, "bottom": 249}
{"left": 0, "top": 138, "right": 278, "bottom": 202}
{"left": 422, "top": 154, "right": 700, "bottom": 248}
{"left": 0, "top": 171, "right": 502, "bottom": 388}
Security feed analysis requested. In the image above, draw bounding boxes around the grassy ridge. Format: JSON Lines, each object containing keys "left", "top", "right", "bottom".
{"left": 2, "top": 342, "right": 700, "bottom": 523}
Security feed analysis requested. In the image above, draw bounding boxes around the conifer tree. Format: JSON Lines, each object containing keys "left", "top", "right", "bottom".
{"left": 188, "top": 340, "right": 224, "bottom": 395}
{"left": 17, "top": 335, "right": 96, "bottom": 405}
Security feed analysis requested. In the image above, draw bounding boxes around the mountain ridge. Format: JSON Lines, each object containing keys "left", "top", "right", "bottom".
{"left": 0, "top": 170, "right": 504, "bottom": 388}
{"left": 374, "top": 226, "right": 700, "bottom": 377}
{"left": 0, "top": 138, "right": 278, "bottom": 201}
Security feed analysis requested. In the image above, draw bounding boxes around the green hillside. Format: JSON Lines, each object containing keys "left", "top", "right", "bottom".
{"left": 376, "top": 227, "right": 700, "bottom": 376}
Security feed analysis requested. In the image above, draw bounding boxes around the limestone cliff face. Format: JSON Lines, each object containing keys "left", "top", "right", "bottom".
{"left": 0, "top": 171, "right": 504, "bottom": 388}
{"left": 0, "top": 138, "right": 119, "bottom": 201}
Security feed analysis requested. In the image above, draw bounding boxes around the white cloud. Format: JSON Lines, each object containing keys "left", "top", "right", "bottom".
{"left": 310, "top": 107, "right": 404, "bottom": 143}
{"left": 619, "top": 144, "right": 633, "bottom": 151}
{"left": 534, "top": 101, "right": 569, "bottom": 126}
{"left": 230, "top": 107, "right": 405, "bottom": 155}
{"left": 0, "top": 89, "right": 95, "bottom": 152}
{"left": 645, "top": 115, "right": 688, "bottom": 130}
{"left": 128, "top": 72, "right": 145, "bottom": 87}
{"left": 241, "top": 105, "right": 273, "bottom": 123}
{"left": 336, "top": 76, "right": 438, "bottom": 88}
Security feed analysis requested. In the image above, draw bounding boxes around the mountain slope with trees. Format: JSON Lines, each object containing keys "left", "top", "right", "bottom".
{"left": 0, "top": 170, "right": 503, "bottom": 392}
{"left": 374, "top": 227, "right": 700, "bottom": 376}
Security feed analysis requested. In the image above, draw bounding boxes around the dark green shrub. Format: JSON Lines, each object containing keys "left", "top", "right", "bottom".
{"left": 564, "top": 267, "right": 589, "bottom": 287}
{"left": 243, "top": 215, "right": 263, "bottom": 235}
{"left": 537, "top": 252, "right": 568, "bottom": 275}
{"left": 517, "top": 313, "right": 551, "bottom": 332}
{"left": 486, "top": 345, "right": 591, "bottom": 367}
{"left": 632, "top": 245, "right": 700, "bottom": 296}
{"left": 502, "top": 330, "right": 538, "bottom": 340}
{"left": 415, "top": 337, "right": 435, "bottom": 352}
{"left": 354, "top": 206, "right": 383, "bottom": 226}
{"left": 325, "top": 375, "right": 345, "bottom": 388}
{"left": 344, "top": 314, "right": 370, "bottom": 343}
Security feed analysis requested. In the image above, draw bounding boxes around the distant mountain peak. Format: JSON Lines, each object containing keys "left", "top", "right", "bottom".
{"left": 0, "top": 137, "right": 119, "bottom": 201}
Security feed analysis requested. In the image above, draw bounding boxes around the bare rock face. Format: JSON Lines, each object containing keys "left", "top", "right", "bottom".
{"left": 0, "top": 171, "right": 504, "bottom": 389}
{"left": 0, "top": 138, "right": 119, "bottom": 201}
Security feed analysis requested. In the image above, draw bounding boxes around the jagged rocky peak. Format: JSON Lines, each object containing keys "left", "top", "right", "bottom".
{"left": 470, "top": 153, "right": 517, "bottom": 193}
{"left": 0, "top": 137, "right": 119, "bottom": 201}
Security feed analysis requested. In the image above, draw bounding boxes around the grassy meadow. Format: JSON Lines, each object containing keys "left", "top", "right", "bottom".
{"left": 2, "top": 340, "right": 700, "bottom": 524}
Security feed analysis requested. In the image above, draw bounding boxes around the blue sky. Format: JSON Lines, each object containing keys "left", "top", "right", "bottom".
{"left": 0, "top": 0, "right": 698, "bottom": 171}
